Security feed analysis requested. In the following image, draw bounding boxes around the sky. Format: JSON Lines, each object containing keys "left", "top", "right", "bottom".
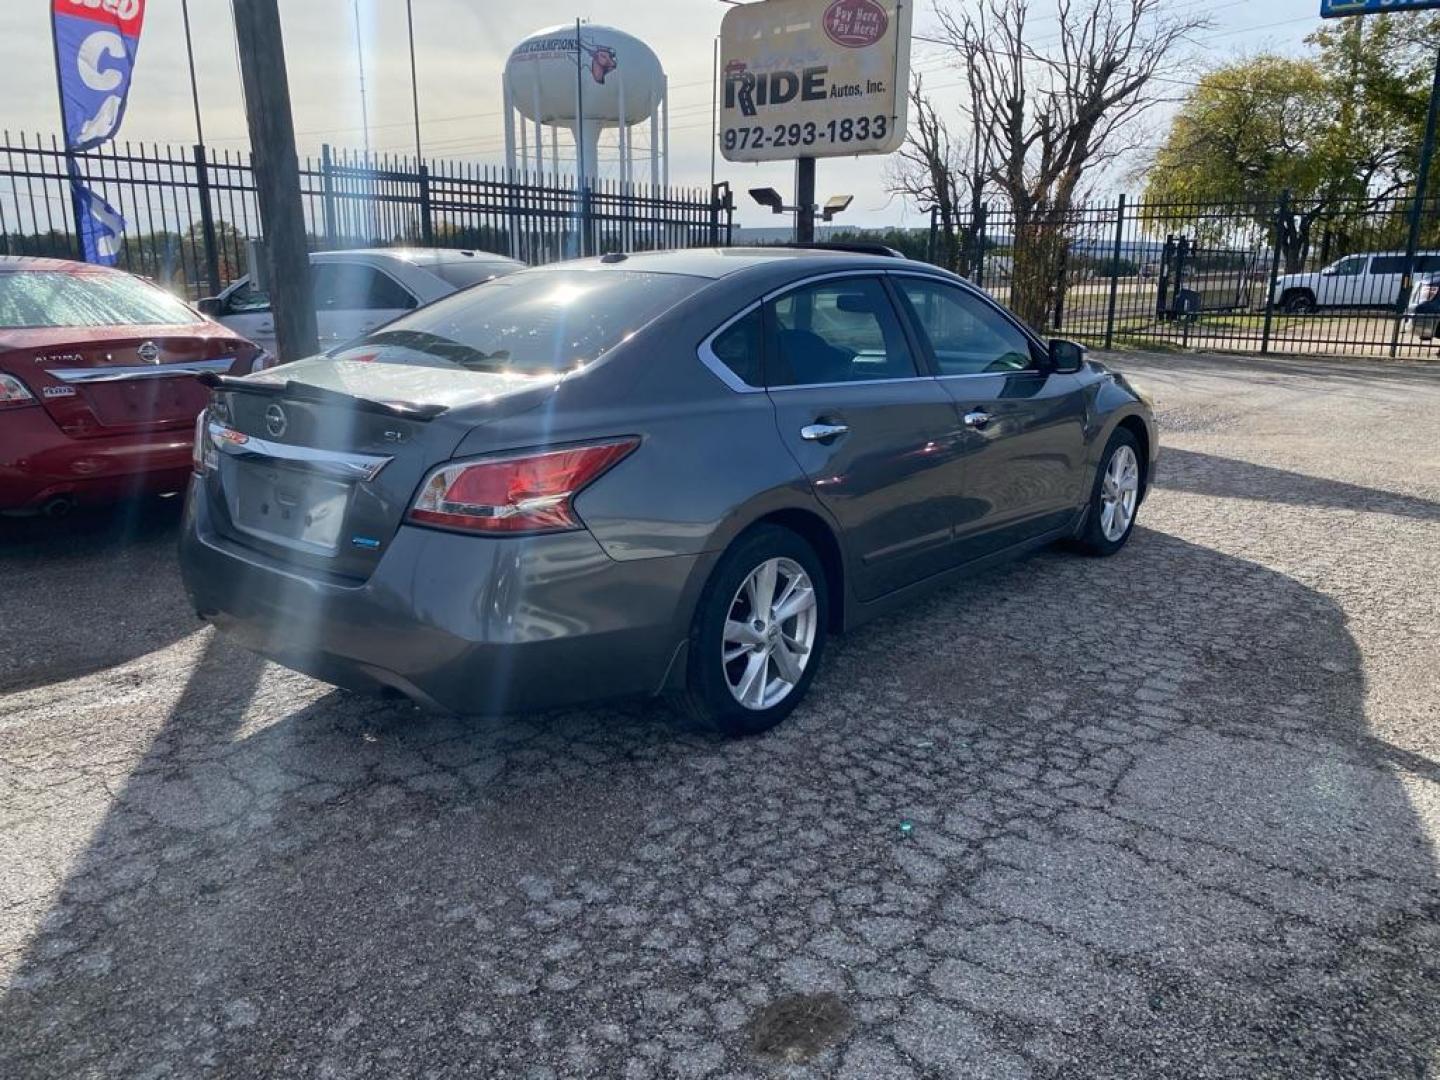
{"left": 4, "top": 0, "right": 1328, "bottom": 230}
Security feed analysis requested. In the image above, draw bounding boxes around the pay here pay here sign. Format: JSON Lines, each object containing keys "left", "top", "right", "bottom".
{"left": 719, "top": 0, "right": 912, "bottom": 162}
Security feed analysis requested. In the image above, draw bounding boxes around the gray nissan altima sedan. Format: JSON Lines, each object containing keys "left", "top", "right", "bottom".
{"left": 180, "top": 247, "right": 1156, "bottom": 736}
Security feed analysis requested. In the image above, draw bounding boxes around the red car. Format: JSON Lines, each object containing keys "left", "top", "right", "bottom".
{"left": 0, "top": 257, "right": 264, "bottom": 516}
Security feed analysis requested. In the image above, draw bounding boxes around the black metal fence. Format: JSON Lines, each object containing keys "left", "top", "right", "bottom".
{"left": 0, "top": 132, "right": 734, "bottom": 300}
{"left": 930, "top": 191, "right": 1440, "bottom": 360}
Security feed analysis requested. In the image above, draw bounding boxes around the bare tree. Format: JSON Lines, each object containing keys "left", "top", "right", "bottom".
{"left": 932, "top": 0, "right": 1208, "bottom": 329}
{"left": 887, "top": 73, "right": 988, "bottom": 274}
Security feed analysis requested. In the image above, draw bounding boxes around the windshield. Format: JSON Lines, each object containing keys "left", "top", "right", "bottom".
{"left": 333, "top": 268, "right": 705, "bottom": 375}
{"left": 0, "top": 269, "right": 204, "bottom": 328}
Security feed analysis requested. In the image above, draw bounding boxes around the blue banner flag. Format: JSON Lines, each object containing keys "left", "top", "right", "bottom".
{"left": 71, "top": 171, "right": 126, "bottom": 266}
{"left": 51, "top": 0, "right": 147, "bottom": 151}
{"left": 1322, "top": 0, "right": 1440, "bottom": 16}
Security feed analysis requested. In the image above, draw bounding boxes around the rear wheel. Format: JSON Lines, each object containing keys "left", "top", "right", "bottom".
{"left": 677, "top": 526, "right": 829, "bottom": 737}
{"left": 1071, "top": 429, "right": 1142, "bottom": 557}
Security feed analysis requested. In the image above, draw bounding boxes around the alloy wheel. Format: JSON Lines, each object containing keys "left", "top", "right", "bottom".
{"left": 1099, "top": 444, "right": 1140, "bottom": 542}
{"left": 722, "top": 557, "right": 819, "bottom": 711}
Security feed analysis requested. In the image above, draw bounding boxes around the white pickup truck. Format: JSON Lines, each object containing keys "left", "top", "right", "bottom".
{"left": 1271, "top": 250, "right": 1440, "bottom": 313}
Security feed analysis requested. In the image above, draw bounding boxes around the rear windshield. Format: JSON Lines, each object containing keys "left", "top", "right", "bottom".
{"left": 334, "top": 268, "right": 704, "bottom": 374}
{"left": 0, "top": 270, "right": 203, "bottom": 328}
{"left": 427, "top": 259, "right": 522, "bottom": 290}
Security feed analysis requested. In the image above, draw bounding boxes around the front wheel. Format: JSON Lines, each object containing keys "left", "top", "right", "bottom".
{"left": 1071, "top": 429, "right": 1143, "bottom": 557}
{"left": 1281, "top": 292, "right": 1317, "bottom": 315}
{"left": 676, "top": 526, "right": 829, "bottom": 737}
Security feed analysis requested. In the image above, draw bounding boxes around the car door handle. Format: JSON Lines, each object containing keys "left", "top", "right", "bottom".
{"left": 963, "top": 410, "right": 993, "bottom": 429}
{"left": 800, "top": 422, "right": 849, "bottom": 443}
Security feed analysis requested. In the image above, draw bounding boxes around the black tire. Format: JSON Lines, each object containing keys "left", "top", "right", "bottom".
{"left": 1070, "top": 428, "right": 1143, "bottom": 557}
{"left": 676, "top": 525, "right": 829, "bottom": 737}
{"left": 1281, "top": 291, "right": 1317, "bottom": 315}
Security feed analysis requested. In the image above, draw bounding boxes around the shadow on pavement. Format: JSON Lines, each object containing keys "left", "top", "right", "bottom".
{"left": 0, "top": 497, "right": 194, "bottom": 694}
{"left": 1157, "top": 447, "right": 1440, "bottom": 523}
{"left": 1, "top": 527, "right": 1437, "bottom": 1077}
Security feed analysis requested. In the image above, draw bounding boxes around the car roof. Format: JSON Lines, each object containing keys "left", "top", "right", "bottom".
{"left": 522, "top": 247, "right": 949, "bottom": 284}
{"left": 320, "top": 248, "right": 524, "bottom": 268}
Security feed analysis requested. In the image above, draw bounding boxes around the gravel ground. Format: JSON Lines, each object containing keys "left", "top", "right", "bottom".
{"left": 1, "top": 350, "right": 1438, "bottom": 1079}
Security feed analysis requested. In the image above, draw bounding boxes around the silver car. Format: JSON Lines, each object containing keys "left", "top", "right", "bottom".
{"left": 181, "top": 248, "right": 1156, "bottom": 736}
{"left": 199, "top": 248, "right": 524, "bottom": 356}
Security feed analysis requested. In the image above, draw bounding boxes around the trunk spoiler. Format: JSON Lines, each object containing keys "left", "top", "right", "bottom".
{"left": 198, "top": 373, "right": 448, "bottom": 421}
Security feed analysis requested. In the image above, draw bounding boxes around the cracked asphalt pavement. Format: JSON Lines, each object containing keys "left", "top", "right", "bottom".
{"left": 2, "top": 350, "right": 1439, "bottom": 1078}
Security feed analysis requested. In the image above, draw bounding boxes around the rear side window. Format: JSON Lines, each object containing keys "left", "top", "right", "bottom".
{"left": 766, "top": 277, "right": 916, "bottom": 387}
{"left": 313, "top": 264, "right": 417, "bottom": 311}
{"left": 338, "top": 269, "right": 705, "bottom": 375}
{"left": 1370, "top": 256, "right": 1405, "bottom": 275}
{"left": 429, "top": 259, "right": 521, "bottom": 290}
{"left": 709, "top": 308, "right": 763, "bottom": 387}
{"left": 0, "top": 270, "right": 203, "bottom": 328}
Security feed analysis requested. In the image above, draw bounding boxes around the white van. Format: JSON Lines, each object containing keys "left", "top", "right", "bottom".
{"left": 1270, "top": 251, "right": 1440, "bottom": 313}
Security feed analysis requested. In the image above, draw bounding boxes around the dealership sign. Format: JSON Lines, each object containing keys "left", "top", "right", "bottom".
{"left": 719, "top": 0, "right": 912, "bottom": 163}
{"left": 1321, "top": 0, "right": 1440, "bottom": 15}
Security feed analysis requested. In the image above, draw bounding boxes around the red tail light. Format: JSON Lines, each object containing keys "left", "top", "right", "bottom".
{"left": 408, "top": 438, "right": 639, "bottom": 535}
{"left": 0, "top": 373, "right": 36, "bottom": 410}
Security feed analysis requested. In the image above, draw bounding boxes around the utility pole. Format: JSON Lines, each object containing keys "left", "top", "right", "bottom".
{"left": 231, "top": 0, "right": 318, "bottom": 362}
{"left": 406, "top": 0, "right": 423, "bottom": 162}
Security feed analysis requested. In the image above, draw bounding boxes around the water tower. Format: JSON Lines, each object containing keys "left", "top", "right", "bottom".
{"left": 502, "top": 23, "right": 669, "bottom": 189}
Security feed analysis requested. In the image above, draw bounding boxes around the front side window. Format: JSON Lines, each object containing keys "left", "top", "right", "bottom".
{"left": 766, "top": 277, "right": 916, "bottom": 387}
{"left": 893, "top": 277, "right": 1035, "bottom": 376}
{"left": 313, "top": 263, "right": 418, "bottom": 312}
{"left": 0, "top": 269, "right": 204, "bottom": 328}
{"left": 225, "top": 279, "right": 271, "bottom": 314}
{"left": 1330, "top": 256, "right": 1368, "bottom": 277}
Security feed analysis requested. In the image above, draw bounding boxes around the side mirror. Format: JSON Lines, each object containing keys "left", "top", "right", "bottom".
{"left": 1048, "top": 338, "right": 1086, "bottom": 374}
{"left": 196, "top": 297, "right": 223, "bottom": 318}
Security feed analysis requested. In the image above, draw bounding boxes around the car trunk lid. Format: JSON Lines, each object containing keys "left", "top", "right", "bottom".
{"left": 3, "top": 326, "right": 257, "bottom": 438}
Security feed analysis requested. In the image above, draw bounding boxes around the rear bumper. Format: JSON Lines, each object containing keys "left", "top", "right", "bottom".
{"left": 179, "top": 481, "right": 708, "bottom": 715}
{"left": 0, "top": 406, "right": 192, "bottom": 511}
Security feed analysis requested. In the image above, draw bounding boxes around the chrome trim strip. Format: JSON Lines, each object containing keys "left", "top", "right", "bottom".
{"left": 50, "top": 357, "right": 238, "bottom": 383}
{"left": 207, "top": 421, "right": 393, "bottom": 481}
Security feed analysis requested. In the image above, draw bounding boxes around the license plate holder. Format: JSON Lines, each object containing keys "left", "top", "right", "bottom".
{"left": 227, "top": 463, "right": 351, "bottom": 555}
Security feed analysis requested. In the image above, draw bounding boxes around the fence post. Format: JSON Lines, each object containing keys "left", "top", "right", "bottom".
{"left": 192, "top": 144, "right": 222, "bottom": 297}
{"left": 580, "top": 183, "right": 594, "bottom": 257}
{"left": 418, "top": 161, "right": 434, "bottom": 246}
{"left": 927, "top": 206, "right": 938, "bottom": 265}
{"left": 1103, "top": 194, "right": 1127, "bottom": 351}
{"left": 320, "top": 144, "right": 337, "bottom": 246}
{"left": 973, "top": 203, "right": 988, "bottom": 286}
{"left": 1261, "top": 190, "right": 1290, "bottom": 357}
